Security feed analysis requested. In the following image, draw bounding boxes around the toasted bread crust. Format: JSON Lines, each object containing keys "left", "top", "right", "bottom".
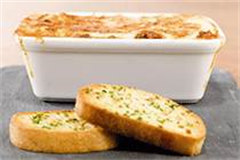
{"left": 75, "top": 84, "right": 206, "bottom": 156}
{"left": 9, "top": 110, "right": 117, "bottom": 153}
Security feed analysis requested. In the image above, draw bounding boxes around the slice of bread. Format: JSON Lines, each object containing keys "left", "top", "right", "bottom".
{"left": 9, "top": 110, "right": 117, "bottom": 153}
{"left": 75, "top": 84, "right": 207, "bottom": 156}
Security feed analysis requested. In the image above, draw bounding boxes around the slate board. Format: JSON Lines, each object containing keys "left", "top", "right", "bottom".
{"left": 0, "top": 66, "right": 239, "bottom": 160}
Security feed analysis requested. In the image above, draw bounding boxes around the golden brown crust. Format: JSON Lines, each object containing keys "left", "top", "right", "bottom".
{"left": 15, "top": 13, "right": 219, "bottom": 39}
{"left": 9, "top": 110, "right": 117, "bottom": 153}
{"left": 196, "top": 30, "right": 219, "bottom": 39}
{"left": 135, "top": 30, "right": 164, "bottom": 39}
{"left": 75, "top": 84, "right": 206, "bottom": 156}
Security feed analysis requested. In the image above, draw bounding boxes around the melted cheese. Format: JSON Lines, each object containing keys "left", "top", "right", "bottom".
{"left": 15, "top": 13, "right": 220, "bottom": 39}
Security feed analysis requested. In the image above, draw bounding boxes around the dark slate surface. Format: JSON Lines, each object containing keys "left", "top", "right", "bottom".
{"left": 0, "top": 66, "right": 239, "bottom": 160}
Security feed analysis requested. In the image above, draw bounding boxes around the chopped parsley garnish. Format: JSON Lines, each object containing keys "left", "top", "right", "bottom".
{"left": 49, "top": 121, "right": 62, "bottom": 127}
{"left": 31, "top": 113, "right": 44, "bottom": 124}
{"left": 42, "top": 125, "right": 51, "bottom": 129}
{"left": 66, "top": 118, "right": 79, "bottom": 123}
{"left": 85, "top": 88, "right": 92, "bottom": 94}
{"left": 81, "top": 121, "right": 87, "bottom": 128}
{"left": 137, "top": 116, "right": 142, "bottom": 121}
{"left": 158, "top": 119, "right": 166, "bottom": 124}
{"left": 168, "top": 104, "right": 178, "bottom": 110}
{"left": 102, "top": 89, "right": 107, "bottom": 93}
{"left": 186, "top": 122, "right": 194, "bottom": 127}
{"left": 149, "top": 101, "right": 164, "bottom": 112}
{"left": 178, "top": 125, "right": 184, "bottom": 129}
{"left": 30, "top": 111, "right": 92, "bottom": 131}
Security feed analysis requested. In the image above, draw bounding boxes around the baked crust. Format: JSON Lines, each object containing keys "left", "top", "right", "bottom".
{"left": 75, "top": 84, "right": 206, "bottom": 156}
{"left": 15, "top": 13, "right": 219, "bottom": 39}
{"left": 9, "top": 110, "right": 117, "bottom": 153}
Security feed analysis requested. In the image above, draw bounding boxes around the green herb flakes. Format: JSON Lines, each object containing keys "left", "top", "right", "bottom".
{"left": 42, "top": 125, "right": 51, "bottom": 130}
{"left": 137, "top": 116, "right": 142, "bottom": 121}
{"left": 31, "top": 113, "right": 44, "bottom": 124}
{"left": 158, "top": 119, "right": 166, "bottom": 124}
{"left": 66, "top": 118, "right": 79, "bottom": 123}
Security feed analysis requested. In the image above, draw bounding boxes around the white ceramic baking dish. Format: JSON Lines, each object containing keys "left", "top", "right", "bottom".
{"left": 15, "top": 13, "right": 226, "bottom": 103}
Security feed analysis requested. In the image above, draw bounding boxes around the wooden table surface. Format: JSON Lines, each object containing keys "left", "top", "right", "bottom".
{"left": 1, "top": 1, "right": 239, "bottom": 85}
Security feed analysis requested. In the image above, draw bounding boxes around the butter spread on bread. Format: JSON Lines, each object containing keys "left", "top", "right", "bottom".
{"left": 9, "top": 110, "right": 117, "bottom": 153}
{"left": 76, "top": 84, "right": 206, "bottom": 156}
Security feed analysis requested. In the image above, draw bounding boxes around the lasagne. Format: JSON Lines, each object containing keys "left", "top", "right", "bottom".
{"left": 15, "top": 13, "right": 219, "bottom": 39}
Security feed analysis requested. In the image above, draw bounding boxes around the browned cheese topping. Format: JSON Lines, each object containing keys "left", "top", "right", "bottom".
{"left": 16, "top": 13, "right": 219, "bottom": 40}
